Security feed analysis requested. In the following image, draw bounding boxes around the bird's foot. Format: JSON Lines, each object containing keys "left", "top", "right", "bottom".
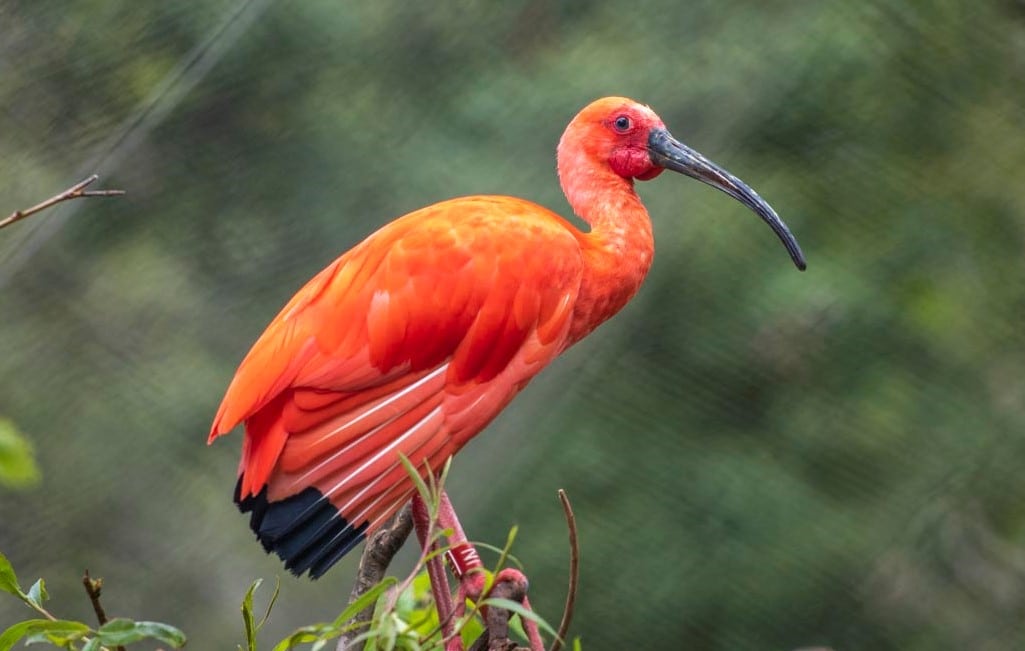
{"left": 463, "top": 568, "right": 543, "bottom": 651}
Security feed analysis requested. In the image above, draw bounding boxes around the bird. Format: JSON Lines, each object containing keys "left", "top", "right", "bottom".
{"left": 208, "top": 96, "right": 805, "bottom": 580}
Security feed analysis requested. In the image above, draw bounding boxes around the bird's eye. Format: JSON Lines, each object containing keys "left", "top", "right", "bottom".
{"left": 613, "top": 115, "right": 631, "bottom": 132}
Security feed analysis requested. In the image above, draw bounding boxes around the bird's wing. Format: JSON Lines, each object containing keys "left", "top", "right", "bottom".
{"left": 209, "top": 196, "right": 583, "bottom": 576}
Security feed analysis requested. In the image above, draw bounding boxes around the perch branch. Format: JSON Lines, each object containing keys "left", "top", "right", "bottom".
{"left": 468, "top": 575, "right": 530, "bottom": 651}
{"left": 547, "top": 490, "right": 579, "bottom": 651}
{"left": 82, "top": 570, "right": 126, "bottom": 651}
{"left": 0, "top": 175, "right": 124, "bottom": 231}
{"left": 336, "top": 504, "right": 414, "bottom": 651}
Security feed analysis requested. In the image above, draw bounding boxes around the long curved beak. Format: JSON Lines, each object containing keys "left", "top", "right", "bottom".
{"left": 648, "top": 128, "right": 806, "bottom": 271}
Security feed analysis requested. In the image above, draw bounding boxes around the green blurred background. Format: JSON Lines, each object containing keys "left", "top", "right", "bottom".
{"left": 2, "top": 1, "right": 1025, "bottom": 649}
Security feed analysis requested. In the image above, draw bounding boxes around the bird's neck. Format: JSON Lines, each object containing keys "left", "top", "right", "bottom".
{"left": 560, "top": 165, "right": 655, "bottom": 345}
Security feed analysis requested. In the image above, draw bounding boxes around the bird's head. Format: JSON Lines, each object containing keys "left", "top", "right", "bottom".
{"left": 558, "top": 96, "right": 806, "bottom": 270}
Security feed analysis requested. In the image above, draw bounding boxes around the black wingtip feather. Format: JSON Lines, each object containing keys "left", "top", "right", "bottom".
{"left": 234, "top": 476, "right": 368, "bottom": 579}
{"left": 311, "top": 524, "right": 368, "bottom": 579}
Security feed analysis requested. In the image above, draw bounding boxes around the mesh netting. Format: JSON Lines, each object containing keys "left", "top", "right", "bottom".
{"left": 2, "top": 1, "right": 1025, "bottom": 649}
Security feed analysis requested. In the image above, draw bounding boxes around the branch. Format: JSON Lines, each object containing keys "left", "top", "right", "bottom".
{"left": 336, "top": 504, "right": 414, "bottom": 651}
{"left": 468, "top": 577, "right": 530, "bottom": 651}
{"left": 547, "top": 490, "right": 579, "bottom": 651}
{"left": 0, "top": 175, "right": 124, "bottom": 231}
{"left": 82, "top": 570, "right": 126, "bottom": 651}
{"left": 82, "top": 570, "right": 109, "bottom": 626}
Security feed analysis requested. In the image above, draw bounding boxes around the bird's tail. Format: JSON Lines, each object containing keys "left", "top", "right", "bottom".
{"left": 234, "top": 477, "right": 369, "bottom": 579}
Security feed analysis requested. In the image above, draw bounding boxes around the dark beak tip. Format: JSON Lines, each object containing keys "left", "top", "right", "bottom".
{"left": 649, "top": 128, "right": 808, "bottom": 272}
{"left": 788, "top": 240, "right": 808, "bottom": 271}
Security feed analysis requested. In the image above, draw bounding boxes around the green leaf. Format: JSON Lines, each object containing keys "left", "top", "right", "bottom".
{"left": 26, "top": 579, "right": 47, "bottom": 608}
{"left": 330, "top": 576, "right": 396, "bottom": 627}
{"left": 0, "top": 619, "right": 90, "bottom": 651}
{"left": 257, "top": 577, "right": 280, "bottom": 631}
{"left": 3, "top": 622, "right": 43, "bottom": 650}
{"left": 398, "top": 572, "right": 440, "bottom": 639}
{"left": 80, "top": 637, "right": 102, "bottom": 651}
{"left": 572, "top": 636, "right": 583, "bottom": 651}
{"left": 272, "top": 577, "right": 396, "bottom": 651}
{"left": 375, "top": 611, "right": 397, "bottom": 651}
{"left": 96, "top": 618, "right": 187, "bottom": 647}
{"left": 271, "top": 625, "right": 326, "bottom": 651}
{"left": 241, "top": 579, "right": 263, "bottom": 651}
{"left": 469, "top": 541, "right": 524, "bottom": 570}
{"left": 397, "top": 453, "right": 432, "bottom": 507}
{"left": 410, "top": 571, "right": 432, "bottom": 603}
{"left": 0, "top": 552, "right": 21, "bottom": 598}
{"left": 507, "top": 611, "right": 527, "bottom": 642}
{"left": 0, "top": 418, "right": 40, "bottom": 489}
{"left": 458, "top": 614, "right": 484, "bottom": 648}
{"left": 491, "top": 526, "right": 518, "bottom": 576}
{"left": 239, "top": 576, "right": 278, "bottom": 651}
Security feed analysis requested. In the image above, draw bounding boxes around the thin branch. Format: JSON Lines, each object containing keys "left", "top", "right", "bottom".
{"left": 21, "top": 594, "right": 58, "bottom": 622}
{"left": 82, "top": 570, "right": 126, "bottom": 651}
{"left": 0, "top": 175, "right": 124, "bottom": 231}
{"left": 336, "top": 504, "right": 414, "bottom": 651}
{"left": 547, "top": 490, "right": 579, "bottom": 651}
{"left": 82, "top": 570, "right": 109, "bottom": 625}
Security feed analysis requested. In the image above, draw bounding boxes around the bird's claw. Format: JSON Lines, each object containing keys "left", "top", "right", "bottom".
{"left": 469, "top": 568, "right": 543, "bottom": 651}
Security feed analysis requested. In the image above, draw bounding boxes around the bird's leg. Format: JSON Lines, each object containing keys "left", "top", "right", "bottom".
{"left": 436, "top": 491, "right": 487, "bottom": 606}
{"left": 411, "top": 494, "right": 458, "bottom": 645}
{"left": 435, "top": 492, "right": 545, "bottom": 651}
{"left": 413, "top": 490, "right": 545, "bottom": 651}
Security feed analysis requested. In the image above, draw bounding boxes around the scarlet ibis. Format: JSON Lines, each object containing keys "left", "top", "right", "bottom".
{"left": 209, "top": 96, "right": 805, "bottom": 580}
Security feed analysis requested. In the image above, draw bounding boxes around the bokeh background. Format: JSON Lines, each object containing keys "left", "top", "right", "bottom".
{"left": 3, "top": 1, "right": 1025, "bottom": 649}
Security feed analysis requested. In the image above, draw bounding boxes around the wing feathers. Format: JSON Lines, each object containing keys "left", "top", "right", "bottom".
{"left": 216, "top": 197, "right": 588, "bottom": 577}
{"left": 285, "top": 390, "right": 445, "bottom": 493}
{"left": 277, "top": 364, "right": 447, "bottom": 475}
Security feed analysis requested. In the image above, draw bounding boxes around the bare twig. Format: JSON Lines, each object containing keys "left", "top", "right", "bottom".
{"left": 336, "top": 504, "right": 414, "bottom": 651}
{"left": 82, "top": 570, "right": 109, "bottom": 625}
{"left": 82, "top": 570, "right": 126, "bottom": 651}
{"left": 547, "top": 490, "right": 579, "bottom": 651}
{"left": 0, "top": 175, "right": 124, "bottom": 231}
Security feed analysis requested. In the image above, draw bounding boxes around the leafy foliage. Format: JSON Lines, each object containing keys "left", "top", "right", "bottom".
{"left": 259, "top": 564, "right": 544, "bottom": 651}
{"left": 0, "top": 553, "right": 186, "bottom": 651}
{"left": 242, "top": 459, "right": 561, "bottom": 650}
{"left": 241, "top": 578, "right": 280, "bottom": 651}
